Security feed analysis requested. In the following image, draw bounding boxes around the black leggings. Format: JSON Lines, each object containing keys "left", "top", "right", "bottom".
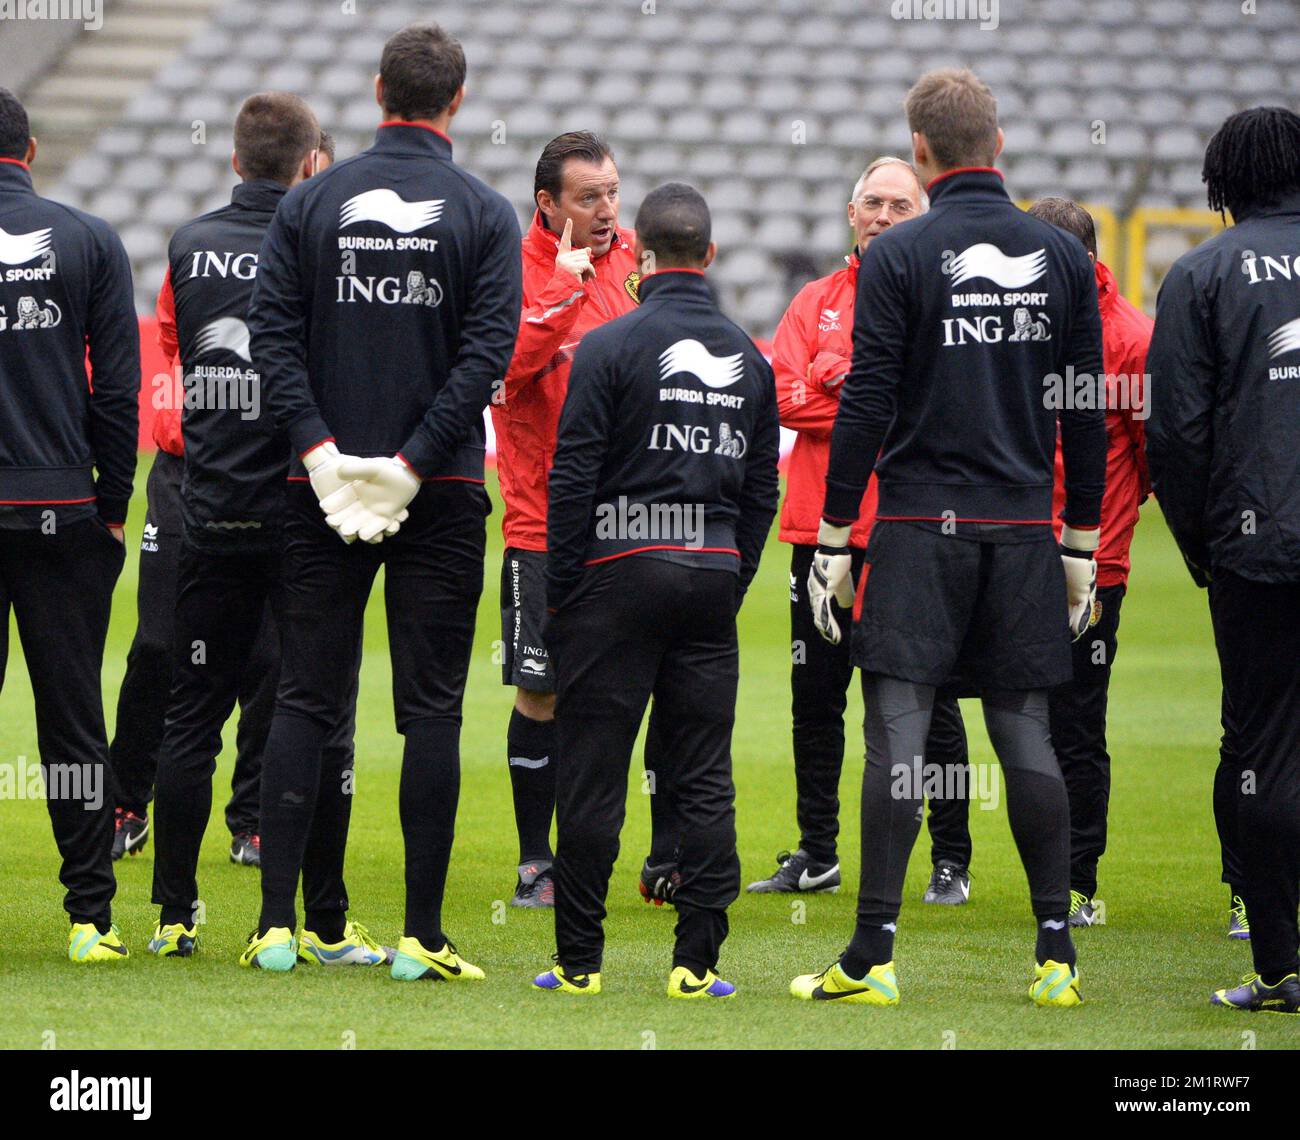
{"left": 853, "top": 675, "right": 1070, "bottom": 937}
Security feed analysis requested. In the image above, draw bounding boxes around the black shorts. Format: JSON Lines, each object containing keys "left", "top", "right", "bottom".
{"left": 852, "top": 520, "right": 1073, "bottom": 695}
{"left": 500, "top": 547, "right": 554, "bottom": 692}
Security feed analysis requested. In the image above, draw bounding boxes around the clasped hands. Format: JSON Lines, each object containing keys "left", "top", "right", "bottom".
{"left": 303, "top": 442, "right": 421, "bottom": 545}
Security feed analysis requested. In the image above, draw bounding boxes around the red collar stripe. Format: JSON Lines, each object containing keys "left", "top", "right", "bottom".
{"left": 0, "top": 157, "right": 30, "bottom": 171}
{"left": 377, "top": 120, "right": 452, "bottom": 144}
{"left": 925, "top": 166, "right": 1003, "bottom": 191}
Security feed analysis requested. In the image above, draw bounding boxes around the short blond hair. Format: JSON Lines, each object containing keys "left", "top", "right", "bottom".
{"left": 904, "top": 68, "right": 999, "bottom": 170}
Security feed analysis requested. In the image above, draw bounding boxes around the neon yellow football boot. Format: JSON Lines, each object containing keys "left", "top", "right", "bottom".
{"left": 790, "top": 960, "right": 899, "bottom": 1004}
{"left": 68, "top": 923, "right": 129, "bottom": 963}
{"left": 667, "top": 965, "right": 736, "bottom": 999}
{"left": 1030, "top": 959, "right": 1083, "bottom": 1007}
{"left": 298, "top": 921, "right": 392, "bottom": 967}
{"left": 390, "top": 936, "right": 484, "bottom": 982}
{"left": 147, "top": 922, "right": 197, "bottom": 958}
{"left": 239, "top": 926, "right": 296, "bottom": 971}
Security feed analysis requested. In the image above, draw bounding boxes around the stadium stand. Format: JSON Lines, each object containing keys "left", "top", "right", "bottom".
{"left": 9, "top": 0, "right": 1297, "bottom": 334}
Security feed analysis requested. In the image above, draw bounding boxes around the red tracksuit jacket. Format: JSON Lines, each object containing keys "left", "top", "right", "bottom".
{"left": 152, "top": 268, "right": 184, "bottom": 457}
{"left": 491, "top": 210, "right": 641, "bottom": 551}
{"left": 773, "top": 252, "right": 875, "bottom": 548}
{"left": 1050, "top": 260, "right": 1152, "bottom": 588}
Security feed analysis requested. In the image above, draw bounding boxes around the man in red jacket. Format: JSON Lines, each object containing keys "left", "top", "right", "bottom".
{"left": 753, "top": 157, "right": 975, "bottom": 901}
{"left": 493, "top": 132, "right": 672, "bottom": 908}
{"left": 1029, "top": 197, "right": 1152, "bottom": 928}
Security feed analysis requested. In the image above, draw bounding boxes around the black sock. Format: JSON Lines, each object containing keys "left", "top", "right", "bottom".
{"left": 305, "top": 910, "right": 347, "bottom": 943}
{"left": 160, "top": 906, "right": 192, "bottom": 928}
{"left": 258, "top": 712, "right": 329, "bottom": 936}
{"left": 842, "top": 919, "right": 896, "bottom": 978}
{"left": 1036, "top": 915, "right": 1075, "bottom": 967}
{"left": 647, "top": 790, "right": 679, "bottom": 864}
{"left": 507, "top": 708, "right": 556, "bottom": 863}
{"left": 400, "top": 720, "right": 461, "bottom": 946}
{"left": 1260, "top": 973, "right": 1292, "bottom": 988}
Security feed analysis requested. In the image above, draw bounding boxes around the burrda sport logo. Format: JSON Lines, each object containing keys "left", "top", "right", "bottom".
{"left": 943, "top": 243, "right": 1048, "bottom": 289}
{"left": 192, "top": 316, "right": 252, "bottom": 363}
{"left": 0, "top": 225, "right": 52, "bottom": 265}
{"left": 339, "top": 189, "right": 444, "bottom": 234}
{"left": 658, "top": 338, "right": 745, "bottom": 389}
{"left": 1267, "top": 316, "right": 1300, "bottom": 359}
{"left": 1266, "top": 315, "right": 1300, "bottom": 381}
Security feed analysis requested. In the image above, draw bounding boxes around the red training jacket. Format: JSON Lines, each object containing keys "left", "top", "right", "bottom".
{"left": 152, "top": 267, "right": 185, "bottom": 457}
{"left": 1051, "top": 260, "right": 1152, "bottom": 588}
{"left": 773, "top": 252, "right": 875, "bottom": 547}
{"left": 491, "top": 210, "right": 641, "bottom": 551}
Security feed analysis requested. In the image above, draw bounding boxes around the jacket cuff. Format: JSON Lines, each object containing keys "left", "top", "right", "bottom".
{"left": 98, "top": 496, "right": 130, "bottom": 527}
{"left": 810, "top": 351, "right": 852, "bottom": 394}
{"left": 288, "top": 412, "right": 334, "bottom": 461}
{"left": 822, "top": 480, "right": 866, "bottom": 527}
{"left": 396, "top": 433, "right": 439, "bottom": 480}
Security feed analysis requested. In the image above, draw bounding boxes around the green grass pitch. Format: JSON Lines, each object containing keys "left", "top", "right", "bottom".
{"left": 0, "top": 453, "right": 1295, "bottom": 1050}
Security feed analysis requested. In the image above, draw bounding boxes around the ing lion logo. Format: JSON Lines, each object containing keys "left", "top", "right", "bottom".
{"left": 624, "top": 271, "right": 641, "bottom": 304}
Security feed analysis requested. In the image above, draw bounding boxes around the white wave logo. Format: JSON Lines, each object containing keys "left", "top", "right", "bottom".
{"left": 1267, "top": 316, "right": 1300, "bottom": 359}
{"left": 193, "top": 316, "right": 251, "bottom": 363}
{"left": 339, "top": 189, "right": 444, "bottom": 234}
{"left": 0, "top": 226, "right": 52, "bottom": 265}
{"left": 659, "top": 338, "right": 745, "bottom": 389}
{"left": 948, "top": 243, "right": 1047, "bottom": 289}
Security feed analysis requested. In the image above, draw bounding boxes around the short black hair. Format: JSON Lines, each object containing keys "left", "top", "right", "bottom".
{"left": 533, "top": 131, "right": 614, "bottom": 203}
{"left": 233, "top": 92, "right": 320, "bottom": 185}
{"left": 636, "top": 182, "right": 712, "bottom": 268}
{"left": 1027, "top": 196, "right": 1097, "bottom": 259}
{"left": 379, "top": 23, "right": 466, "bottom": 121}
{"left": 0, "top": 87, "right": 30, "bottom": 161}
{"left": 318, "top": 130, "right": 336, "bottom": 163}
{"left": 1203, "top": 106, "right": 1300, "bottom": 220}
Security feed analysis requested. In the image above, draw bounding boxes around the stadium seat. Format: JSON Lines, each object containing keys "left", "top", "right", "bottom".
{"left": 47, "top": 0, "right": 1294, "bottom": 335}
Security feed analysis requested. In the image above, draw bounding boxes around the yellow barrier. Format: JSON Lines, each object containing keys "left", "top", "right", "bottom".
{"left": 1123, "top": 208, "right": 1228, "bottom": 311}
{"left": 1014, "top": 199, "right": 1123, "bottom": 297}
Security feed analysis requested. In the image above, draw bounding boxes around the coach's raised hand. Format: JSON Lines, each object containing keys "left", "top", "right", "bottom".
{"left": 808, "top": 520, "right": 855, "bottom": 645}
{"left": 556, "top": 216, "right": 596, "bottom": 284}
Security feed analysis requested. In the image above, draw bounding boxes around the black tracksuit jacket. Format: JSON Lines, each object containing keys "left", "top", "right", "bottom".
{"left": 1146, "top": 189, "right": 1300, "bottom": 583}
{"left": 546, "top": 269, "right": 780, "bottom": 608}
{"left": 168, "top": 179, "right": 289, "bottom": 551}
{"left": 823, "top": 168, "right": 1106, "bottom": 532}
{"left": 0, "top": 158, "right": 138, "bottom": 526}
{"left": 248, "top": 123, "right": 521, "bottom": 481}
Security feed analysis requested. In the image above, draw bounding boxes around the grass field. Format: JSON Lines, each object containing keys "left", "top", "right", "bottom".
{"left": 0, "top": 453, "right": 1295, "bottom": 1051}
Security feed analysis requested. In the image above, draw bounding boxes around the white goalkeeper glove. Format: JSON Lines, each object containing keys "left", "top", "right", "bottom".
{"left": 808, "top": 520, "right": 855, "bottom": 645}
{"left": 1061, "top": 524, "right": 1099, "bottom": 641}
{"left": 305, "top": 442, "right": 370, "bottom": 545}
{"left": 328, "top": 455, "right": 420, "bottom": 543}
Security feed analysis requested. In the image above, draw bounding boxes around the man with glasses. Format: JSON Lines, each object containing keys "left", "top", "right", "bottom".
{"left": 754, "top": 157, "right": 974, "bottom": 904}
